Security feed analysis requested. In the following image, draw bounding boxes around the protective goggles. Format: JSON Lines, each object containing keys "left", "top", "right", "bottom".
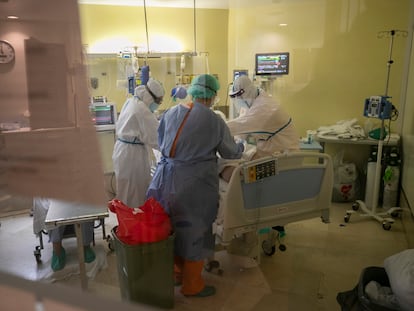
{"left": 146, "top": 85, "right": 163, "bottom": 104}
{"left": 229, "top": 88, "right": 245, "bottom": 98}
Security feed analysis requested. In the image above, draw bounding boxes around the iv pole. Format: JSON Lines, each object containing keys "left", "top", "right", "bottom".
{"left": 345, "top": 30, "right": 406, "bottom": 230}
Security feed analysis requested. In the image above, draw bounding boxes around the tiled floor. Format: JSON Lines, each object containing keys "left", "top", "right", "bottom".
{"left": 0, "top": 201, "right": 409, "bottom": 310}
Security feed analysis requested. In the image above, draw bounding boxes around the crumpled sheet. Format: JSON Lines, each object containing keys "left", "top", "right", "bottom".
{"left": 316, "top": 118, "right": 366, "bottom": 140}
{"left": 365, "top": 280, "right": 401, "bottom": 310}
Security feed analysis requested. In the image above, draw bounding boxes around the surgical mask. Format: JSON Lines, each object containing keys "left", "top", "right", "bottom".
{"left": 149, "top": 102, "right": 159, "bottom": 113}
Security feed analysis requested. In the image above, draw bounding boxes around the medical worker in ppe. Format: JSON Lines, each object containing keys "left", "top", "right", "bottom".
{"left": 220, "top": 75, "right": 300, "bottom": 181}
{"left": 146, "top": 74, "right": 244, "bottom": 297}
{"left": 32, "top": 198, "right": 95, "bottom": 272}
{"left": 112, "top": 78, "right": 165, "bottom": 208}
{"left": 170, "top": 85, "right": 188, "bottom": 103}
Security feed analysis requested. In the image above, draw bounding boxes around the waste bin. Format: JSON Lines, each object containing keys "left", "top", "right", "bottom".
{"left": 112, "top": 226, "right": 174, "bottom": 309}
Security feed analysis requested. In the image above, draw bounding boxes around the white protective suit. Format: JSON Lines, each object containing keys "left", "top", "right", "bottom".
{"left": 216, "top": 76, "right": 300, "bottom": 261}
{"left": 227, "top": 76, "right": 299, "bottom": 158}
{"left": 112, "top": 78, "right": 165, "bottom": 208}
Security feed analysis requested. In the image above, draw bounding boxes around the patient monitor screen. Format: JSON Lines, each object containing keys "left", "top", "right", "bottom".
{"left": 255, "top": 52, "right": 289, "bottom": 75}
{"left": 90, "top": 105, "right": 116, "bottom": 125}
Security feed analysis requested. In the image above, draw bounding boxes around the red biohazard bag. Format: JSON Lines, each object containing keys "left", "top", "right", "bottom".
{"left": 108, "top": 197, "right": 172, "bottom": 245}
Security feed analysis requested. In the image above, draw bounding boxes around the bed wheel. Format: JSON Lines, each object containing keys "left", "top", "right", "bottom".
{"left": 262, "top": 240, "right": 276, "bottom": 256}
{"left": 382, "top": 222, "right": 392, "bottom": 231}
{"left": 205, "top": 260, "right": 223, "bottom": 275}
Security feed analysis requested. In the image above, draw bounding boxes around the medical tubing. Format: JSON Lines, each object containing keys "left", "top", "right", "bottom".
{"left": 117, "top": 137, "right": 144, "bottom": 145}
{"left": 239, "top": 118, "right": 292, "bottom": 141}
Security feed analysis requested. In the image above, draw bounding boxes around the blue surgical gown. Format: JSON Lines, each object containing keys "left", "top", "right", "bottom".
{"left": 147, "top": 102, "right": 243, "bottom": 260}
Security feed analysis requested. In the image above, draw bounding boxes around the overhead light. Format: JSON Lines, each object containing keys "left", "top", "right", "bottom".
{"left": 279, "top": 23, "right": 288, "bottom": 27}
{"left": 7, "top": 15, "right": 19, "bottom": 19}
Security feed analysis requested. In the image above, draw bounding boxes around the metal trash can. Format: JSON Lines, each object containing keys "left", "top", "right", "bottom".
{"left": 111, "top": 226, "right": 174, "bottom": 309}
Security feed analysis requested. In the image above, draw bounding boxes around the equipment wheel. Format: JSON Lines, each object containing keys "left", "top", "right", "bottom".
{"left": 106, "top": 235, "right": 114, "bottom": 251}
{"left": 34, "top": 246, "right": 42, "bottom": 263}
{"left": 382, "top": 222, "right": 392, "bottom": 231}
{"left": 352, "top": 202, "right": 360, "bottom": 211}
{"left": 344, "top": 214, "right": 350, "bottom": 223}
{"left": 279, "top": 244, "right": 287, "bottom": 252}
{"left": 262, "top": 240, "right": 276, "bottom": 256}
{"left": 205, "top": 260, "right": 220, "bottom": 272}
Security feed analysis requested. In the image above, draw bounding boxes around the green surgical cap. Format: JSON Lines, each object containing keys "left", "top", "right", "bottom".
{"left": 187, "top": 74, "right": 220, "bottom": 99}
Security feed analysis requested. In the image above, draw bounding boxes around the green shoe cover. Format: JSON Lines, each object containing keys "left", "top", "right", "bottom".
{"left": 84, "top": 246, "right": 96, "bottom": 263}
{"left": 51, "top": 248, "right": 66, "bottom": 272}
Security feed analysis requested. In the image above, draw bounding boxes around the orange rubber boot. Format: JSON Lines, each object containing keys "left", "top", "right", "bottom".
{"left": 181, "top": 259, "right": 205, "bottom": 296}
{"left": 174, "top": 256, "right": 184, "bottom": 286}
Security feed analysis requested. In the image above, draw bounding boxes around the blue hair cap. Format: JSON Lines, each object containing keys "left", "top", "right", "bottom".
{"left": 171, "top": 86, "right": 187, "bottom": 99}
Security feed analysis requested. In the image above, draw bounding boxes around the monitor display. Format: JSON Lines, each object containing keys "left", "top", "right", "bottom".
{"left": 90, "top": 104, "right": 116, "bottom": 125}
{"left": 233, "top": 69, "right": 248, "bottom": 81}
{"left": 255, "top": 52, "right": 289, "bottom": 75}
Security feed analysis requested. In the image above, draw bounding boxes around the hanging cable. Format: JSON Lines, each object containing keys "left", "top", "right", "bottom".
{"left": 205, "top": 52, "right": 210, "bottom": 74}
{"left": 143, "top": 0, "right": 150, "bottom": 63}
{"left": 193, "top": 0, "right": 197, "bottom": 54}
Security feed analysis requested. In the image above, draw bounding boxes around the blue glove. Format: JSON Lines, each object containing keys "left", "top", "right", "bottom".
{"left": 235, "top": 138, "right": 246, "bottom": 152}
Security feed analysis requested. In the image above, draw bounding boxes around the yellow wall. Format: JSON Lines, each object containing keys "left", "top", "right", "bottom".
{"left": 79, "top": 5, "right": 228, "bottom": 112}
{"left": 401, "top": 24, "right": 414, "bottom": 210}
{"left": 228, "top": 0, "right": 410, "bottom": 137}
{"left": 79, "top": 1, "right": 411, "bottom": 140}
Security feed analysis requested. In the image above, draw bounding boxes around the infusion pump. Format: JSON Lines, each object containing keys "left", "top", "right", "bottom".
{"left": 363, "top": 96, "right": 392, "bottom": 120}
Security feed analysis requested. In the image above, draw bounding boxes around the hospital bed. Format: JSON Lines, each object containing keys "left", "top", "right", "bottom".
{"left": 212, "top": 151, "right": 333, "bottom": 265}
